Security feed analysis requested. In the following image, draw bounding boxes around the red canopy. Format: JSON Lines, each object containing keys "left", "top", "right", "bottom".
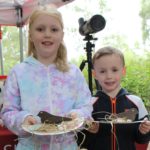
{"left": 0, "top": 0, "right": 75, "bottom": 26}
{"left": 0, "top": 0, "right": 75, "bottom": 75}
{"left": 0, "top": 75, "right": 7, "bottom": 80}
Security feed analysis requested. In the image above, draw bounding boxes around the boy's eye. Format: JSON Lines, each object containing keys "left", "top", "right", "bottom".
{"left": 112, "top": 68, "right": 118, "bottom": 72}
{"left": 100, "top": 70, "right": 105, "bottom": 73}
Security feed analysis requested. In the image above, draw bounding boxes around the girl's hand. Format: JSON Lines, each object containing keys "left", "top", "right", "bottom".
{"left": 69, "top": 112, "right": 78, "bottom": 119}
{"left": 23, "top": 115, "right": 37, "bottom": 125}
{"left": 139, "top": 118, "right": 150, "bottom": 134}
{"left": 0, "top": 119, "right": 3, "bottom": 127}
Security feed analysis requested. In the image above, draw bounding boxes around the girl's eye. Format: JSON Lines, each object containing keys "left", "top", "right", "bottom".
{"left": 51, "top": 28, "right": 59, "bottom": 32}
{"left": 36, "top": 27, "right": 44, "bottom": 32}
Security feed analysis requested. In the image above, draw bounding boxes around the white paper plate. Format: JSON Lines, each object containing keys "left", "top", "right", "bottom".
{"left": 22, "top": 117, "right": 84, "bottom": 135}
{"left": 95, "top": 120, "right": 144, "bottom": 124}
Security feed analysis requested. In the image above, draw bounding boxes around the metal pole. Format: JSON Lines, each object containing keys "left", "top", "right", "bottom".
{"left": 19, "top": 27, "right": 23, "bottom": 62}
{"left": 0, "top": 26, "right": 4, "bottom": 75}
{"left": 16, "top": 5, "right": 24, "bottom": 62}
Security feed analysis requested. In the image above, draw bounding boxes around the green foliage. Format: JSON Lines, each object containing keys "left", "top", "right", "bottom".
{"left": 1, "top": 26, "right": 28, "bottom": 74}
{"left": 122, "top": 50, "right": 150, "bottom": 109}
{"left": 0, "top": 0, "right": 149, "bottom": 110}
{"left": 1, "top": 26, "right": 20, "bottom": 74}
{"left": 139, "top": 0, "right": 150, "bottom": 45}
{"left": 73, "top": 49, "right": 150, "bottom": 109}
{"left": 101, "top": 34, "right": 129, "bottom": 50}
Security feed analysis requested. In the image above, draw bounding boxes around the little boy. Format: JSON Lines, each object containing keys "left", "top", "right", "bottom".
{"left": 80, "top": 46, "right": 150, "bottom": 150}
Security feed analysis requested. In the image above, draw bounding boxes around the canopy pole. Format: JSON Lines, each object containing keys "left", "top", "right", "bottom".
{"left": 19, "top": 27, "right": 23, "bottom": 62}
{"left": 0, "top": 26, "right": 4, "bottom": 75}
{"left": 16, "top": 5, "right": 24, "bottom": 62}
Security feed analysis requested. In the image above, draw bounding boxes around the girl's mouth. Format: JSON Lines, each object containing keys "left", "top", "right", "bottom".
{"left": 42, "top": 41, "right": 53, "bottom": 46}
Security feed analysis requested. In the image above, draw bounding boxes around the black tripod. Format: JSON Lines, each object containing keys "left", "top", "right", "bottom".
{"left": 80, "top": 34, "right": 100, "bottom": 95}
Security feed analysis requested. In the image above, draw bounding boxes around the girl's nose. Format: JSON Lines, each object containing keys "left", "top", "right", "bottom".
{"left": 44, "top": 29, "right": 51, "bottom": 37}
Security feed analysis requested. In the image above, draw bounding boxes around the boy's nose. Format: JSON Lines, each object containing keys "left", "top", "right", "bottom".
{"left": 106, "top": 72, "right": 112, "bottom": 78}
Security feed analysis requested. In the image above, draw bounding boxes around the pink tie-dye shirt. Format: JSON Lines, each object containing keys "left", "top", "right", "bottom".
{"left": 1, "top": 56, "right": 92, "bottom": 150}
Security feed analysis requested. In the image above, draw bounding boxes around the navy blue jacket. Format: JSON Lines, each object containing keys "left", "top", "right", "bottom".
{"left": 78, "top": 88, "right": 150, "bottom": 150}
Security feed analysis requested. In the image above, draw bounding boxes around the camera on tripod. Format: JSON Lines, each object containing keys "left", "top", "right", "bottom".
{"left": 78, "top": 14, "right": 106, "bottom": 36}
{"left": 78, "top": 14, "right": 106, "bottom": 94}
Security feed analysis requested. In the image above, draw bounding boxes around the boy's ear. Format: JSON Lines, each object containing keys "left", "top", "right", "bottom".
{"left": 92, "top": 70, "right": 96, "bottom": 79}
{"left": 122, "top": 67, "right": 126, "bottom": 76}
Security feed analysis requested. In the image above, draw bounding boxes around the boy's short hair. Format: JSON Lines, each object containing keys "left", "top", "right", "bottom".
{"left": 92, "top": 46, "right": 125, "bottom": 66}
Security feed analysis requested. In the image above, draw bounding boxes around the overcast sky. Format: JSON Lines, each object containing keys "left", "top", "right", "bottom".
{"left": 59, "top": 0, "right": 142, "bottom": 60}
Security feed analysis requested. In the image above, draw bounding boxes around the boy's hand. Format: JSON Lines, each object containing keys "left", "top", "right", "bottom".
{"left": 85, "top": 120, "right": 99, "bottom": 133}
{"left": 139, "top": 118, "right": 150, "bottom": 134}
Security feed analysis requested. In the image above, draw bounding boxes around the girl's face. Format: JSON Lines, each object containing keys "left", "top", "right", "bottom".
{"left": 94, "top": 54, "right": 125, "bottom": 95}
{"left": 30, "top": 14, "right": 64, "bottom": 64}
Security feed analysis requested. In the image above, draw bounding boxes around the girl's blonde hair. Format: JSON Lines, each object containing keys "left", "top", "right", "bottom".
{"left": 92, "top": 46, "right": 125, "bottom": 66}
{"left": 27, "top": 6, "right": 69, "bottom": 72}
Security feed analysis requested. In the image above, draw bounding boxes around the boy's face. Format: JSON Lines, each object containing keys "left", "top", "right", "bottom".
{"left": 93, "top": 54, "right": 125, "bottom": 94}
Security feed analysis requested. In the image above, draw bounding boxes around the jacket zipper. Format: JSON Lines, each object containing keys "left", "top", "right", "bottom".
{"left": 110, "top": 97, "right": 117, "bottom": 150}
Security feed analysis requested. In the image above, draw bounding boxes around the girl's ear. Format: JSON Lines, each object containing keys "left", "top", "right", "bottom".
{"left": 29, "top": 34, "right": 32, "bottom": 41}
{"left": 61, "top": 31, "right": 64, "bottom": 42}
{"left": 122, "top": 67, "right": 126, "bottom": 76}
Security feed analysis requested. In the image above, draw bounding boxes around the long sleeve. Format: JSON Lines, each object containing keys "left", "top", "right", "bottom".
{"left": 1, "top": 70, "right": 32, "bottom": 135}
{"left": 1, "top": 56, "right": 93, "bottom": 150}
{"left": 1, "top": 63, "right": 93, "bottom": 135}
{"left": 68, "top": 66, "right": 93, "bottom": 119}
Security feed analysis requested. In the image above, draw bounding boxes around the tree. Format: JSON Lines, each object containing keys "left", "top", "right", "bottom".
{"left": 2, "top": 26, "right": 20, "bottom": 74}
{"left": 1, "top": 26, "right": 28, "bottom": 74}
{"left": 139, "top": 0, "right": 150, "bottom": 46}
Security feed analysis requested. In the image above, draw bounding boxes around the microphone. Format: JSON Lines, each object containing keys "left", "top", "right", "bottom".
{"left": 78, "top": 14, "right": 106, "bottom": 36}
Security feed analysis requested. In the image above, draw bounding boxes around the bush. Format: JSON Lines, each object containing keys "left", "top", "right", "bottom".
{"left": 76, "top": 50, "right": 150, "bottom": 110}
